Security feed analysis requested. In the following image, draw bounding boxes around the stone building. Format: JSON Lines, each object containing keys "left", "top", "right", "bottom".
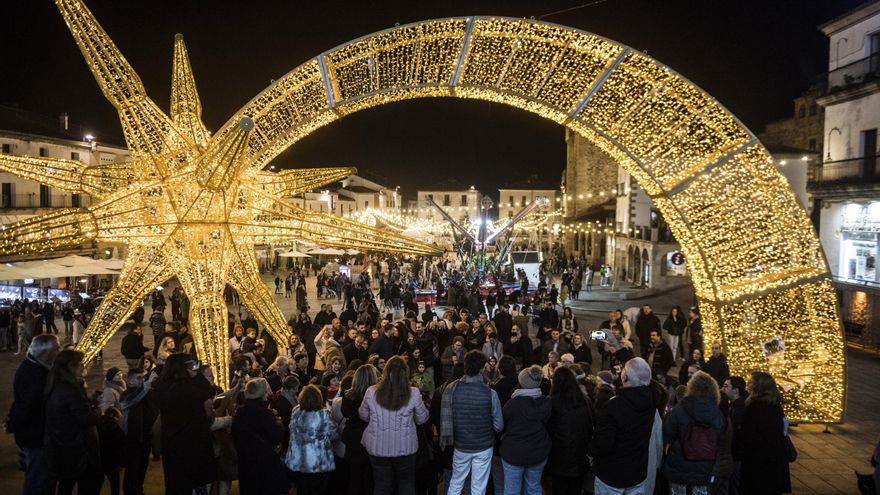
{"left": 812, "top": 1, "right": 880, "bottom": 348}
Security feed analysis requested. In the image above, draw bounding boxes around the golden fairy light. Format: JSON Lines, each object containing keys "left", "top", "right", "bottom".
{"left": 0, "top": 0, "right": 439, "bottom": 388}
{"left": 0, "top": 4, "right": 844, "bottom": 420}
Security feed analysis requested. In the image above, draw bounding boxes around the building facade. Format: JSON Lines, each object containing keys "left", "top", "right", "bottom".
{"left": 337, "top": 174, "right": 399, "bottom": 214}
{"left": 814, "top": 1, "right": 880, "bottom": 347}
{"left": 0, "top": 109, "right": 130, "bottom": 261}
{"left": 416, "top": 179, "right": 481, "bottom": 224}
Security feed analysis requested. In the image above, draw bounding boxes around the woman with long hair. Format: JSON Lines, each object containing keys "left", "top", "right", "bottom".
{"left": 560, "top": 306, "right": 578, "bottom": 333}
{"left": 284, "top": 332, "right": 306, "bottom": 359}
{"left": 285, "top": 384, "right": 337, "bottom": 495}
{"left": 545, "top": 366, "right": 594, "bottom": 494}
{"left": 154, "top": 353, "right": 218, "bottom": 495}
{"left": 341, "top": 365, "right": 379, "bottom": 495}
{"left": 44, "top": 350, "right": 102, "bottom": 495}
{"left": 359, "top": 356, "right": 429, "bottom": 495}
{"left": 156, "top": 335, "right": 177, "bottom": 366}
{"left": 662, "top": 305, "right": 687, "bottom": 361}
{"left": 661, "top": 371, "right": 725, "bottom": 495}
{"left": 738, "top": 372, "right": 792, "bottom": 495}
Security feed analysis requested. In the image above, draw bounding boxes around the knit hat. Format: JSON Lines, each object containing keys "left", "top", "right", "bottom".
{"left": 597, "top": 370, "right": 615, "bottom": 386}
{"left": 105, "top": 367, "right": 122, "bottom": 382}
{"left": 518, "top": 365, "right": 543, "bottom": 389}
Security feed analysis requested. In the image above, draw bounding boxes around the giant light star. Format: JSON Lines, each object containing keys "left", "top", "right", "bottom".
{"left": 0, "top": 0, "right": 439, "bottom": 387}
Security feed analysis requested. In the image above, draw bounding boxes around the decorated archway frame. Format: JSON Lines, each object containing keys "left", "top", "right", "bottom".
{"left": 0, "top": 4, "right": 843, "bottom": 420}
{"left": 209, "top": 17, "right": 843, "bottom": 422}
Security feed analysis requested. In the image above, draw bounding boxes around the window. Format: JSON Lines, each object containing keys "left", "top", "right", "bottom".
{"left": 809, "top": 138, "right": 817, "bottom": 151}
{"left": 443, "top": 194, "right": 450, "bottom": 206}
{"left": 809, "top": 103, "right": 818, "bottom": 116}
{"left": 1, "top": 183, "right": 12, "bottom": 207}
{"left": 461, "top": 195, "right": 467, "bottom": 206}
{"left": 40, "top": 184, "right": 51, "bottom": 207}
{"left": 364, "top": 201, "right": 369, "bottom": 209}
{"left": 39, "top": 147, "right": 49, "bottom": 157}
{"left": 70, "top": 151, "right": 80, "bottom": 160}
{"left": 508, "top": 196, "right": 513, "bottom": 205}
{"left": 521, "top": 195, "right": 526, "bottom": 206}
{"left": 71, "top": 193, "right": 81, "bottom": 208}
{"left": 427, "top": 194, "right": 433, "bottom": 201}
{"left": 1, "top": 144, "right": 9, "bottom": 154}
{"left": 798, "top": 106, "right": 806, "bottom": 118}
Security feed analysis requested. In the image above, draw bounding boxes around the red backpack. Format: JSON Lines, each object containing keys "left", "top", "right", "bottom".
{"left": 682, "top": 416, "right": 719, "bottom": 461}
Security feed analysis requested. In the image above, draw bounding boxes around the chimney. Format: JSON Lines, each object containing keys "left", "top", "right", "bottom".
{"left": 59, "top": 112, "right": 69, "bottom": 131}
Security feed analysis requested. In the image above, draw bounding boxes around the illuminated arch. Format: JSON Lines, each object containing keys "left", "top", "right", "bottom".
{"left": 215, "top": 17, "right": 844, "bottom": 422}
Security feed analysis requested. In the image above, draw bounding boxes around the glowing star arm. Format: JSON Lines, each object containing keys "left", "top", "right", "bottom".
{"left": 171, "top": 34, "right": 209, "bottom": 150}
{"left": 55, "top": 0, "right": 195, "bottom": 175}
{"left": 0, "top": 154, "right": 89, "bottom": 195}
{"left": 0, "top": 153, "right": 142, "bottom": 199}
{"left": 0, "top": 209, "right": 97, "bottom": 257}
{"left": 243, "top": 190, "right": 441, "bottom": 255}
{"left": 254, "top": 166, "right": 356, "bottom": 197}
{"left": 195, "top": 117, "right": 254, "bottom": 191}
{"left": 185, "top": 292, "right": 232, "bottom": 389}
{"left": 227, "top": 244, "right": 292, "bottom": 346}
{"left": 76, "top": 246, "right": 173, "bottom": 363}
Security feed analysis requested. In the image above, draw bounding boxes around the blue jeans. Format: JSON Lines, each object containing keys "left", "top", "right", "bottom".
{"left": 448, "top": 448, "right": 492, "bottom": 495}
{"left": 594, "top": 476, "right": 648, "bottom": 495}
{"left": 22, "top": 446, "right": 51, "bottom": 495}
{"left": 501, "top": 458, "right": 546, "bottom": 495}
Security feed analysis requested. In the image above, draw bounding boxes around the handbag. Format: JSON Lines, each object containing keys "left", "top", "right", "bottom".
{"left": 784, "top": 434, "right": 797, "bottom": 463}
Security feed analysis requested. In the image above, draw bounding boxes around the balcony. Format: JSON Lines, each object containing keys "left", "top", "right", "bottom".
{"left": 811, "top": 155, "right": 880, "bottom": 183}
{"left": 0, "top": 193, "right": 92, "bottom": 209}
{"left": 822, "top": 54, "right": 880, "bottom": 94}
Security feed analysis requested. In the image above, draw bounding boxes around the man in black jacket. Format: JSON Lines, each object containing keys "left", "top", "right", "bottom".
{"left": 121, "top": 368, "right": 159, "bottom": 495}
{"left": 635, "top": 305, "right": 661, "bottom": 357}
{"left": 492, "top": 304, "right": 513, "bottom": 349}
{"left": 588, "top": 357, "right": 656, "bottom": 493}
{"left": 645, "top": 329, "right": 674, "bottom": 379}
{"left": 8, "top": 334, "right": 59, "bottom": 495}
{"left": 121, "top": 324, "right": 150, "bottom": 370}
{"left": 704, "top": 343, "right": 731, "bottom": 386}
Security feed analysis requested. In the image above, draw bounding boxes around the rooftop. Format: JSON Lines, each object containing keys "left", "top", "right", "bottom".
{"left": 0, "top": 105, "right": 122, "bottom": 147}
{"left": 500, "top": 174, "right": 558, "bottom": 191}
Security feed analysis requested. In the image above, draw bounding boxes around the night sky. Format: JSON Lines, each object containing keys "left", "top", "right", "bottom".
{"left": 0, "top": 0, "right": 865, "bottom": 196}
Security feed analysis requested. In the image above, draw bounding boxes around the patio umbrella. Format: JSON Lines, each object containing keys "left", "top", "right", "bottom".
{"left": 278, "top": 250, "right": 311, "bottom": 258}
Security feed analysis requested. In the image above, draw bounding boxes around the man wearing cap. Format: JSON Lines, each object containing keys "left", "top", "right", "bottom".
{"left": 100, "top": 367, "right": 127, "bottom": 413}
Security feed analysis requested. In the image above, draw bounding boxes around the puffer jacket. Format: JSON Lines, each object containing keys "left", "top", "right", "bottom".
{"left": 499, "top": 390, "right": 552, "bottom": 467}
{"left": 359, "top": 385, "right": 429, "bottom": 457}
{"left": 662, "top": 395, "right": 725, "bottom": 485}
{"left": 284, "top": 407, "right": 336, "bottom": 473}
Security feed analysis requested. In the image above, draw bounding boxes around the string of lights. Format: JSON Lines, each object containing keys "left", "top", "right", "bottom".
{"left": 0, "top": 3, "right": 844, "bottom": 420}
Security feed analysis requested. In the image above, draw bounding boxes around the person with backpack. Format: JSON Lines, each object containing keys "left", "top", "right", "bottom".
{"left": 662, "top": 371, "right": 725, "bottom": 495}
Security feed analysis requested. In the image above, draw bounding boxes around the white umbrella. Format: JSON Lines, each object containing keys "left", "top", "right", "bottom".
{"left": 51, "top": 254, "right": 101, "bottom": 267}
{"left": 307, "top": 247, "right": 346, "bottom": 255}
{"left": 279, "top": 250, "right": 311, "bottom": 258}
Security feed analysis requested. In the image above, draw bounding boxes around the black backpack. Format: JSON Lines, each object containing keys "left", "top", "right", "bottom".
{"left": 681, "top": 404, "right": 719, "bottom": 462}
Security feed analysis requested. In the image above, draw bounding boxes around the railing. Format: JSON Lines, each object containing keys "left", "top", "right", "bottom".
{"left": 824, "top": 53, "right": 880, "bottom": 92}
{"left": 813, "top": 155, "right": 880, "bottom": 183}
{"left": 0, "top": 193, "right": 92, "bottom": 209}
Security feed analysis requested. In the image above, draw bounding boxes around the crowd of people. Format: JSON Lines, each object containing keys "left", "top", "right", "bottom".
{"left": 4, "top": 259, "right": 872, "bottom": 495}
